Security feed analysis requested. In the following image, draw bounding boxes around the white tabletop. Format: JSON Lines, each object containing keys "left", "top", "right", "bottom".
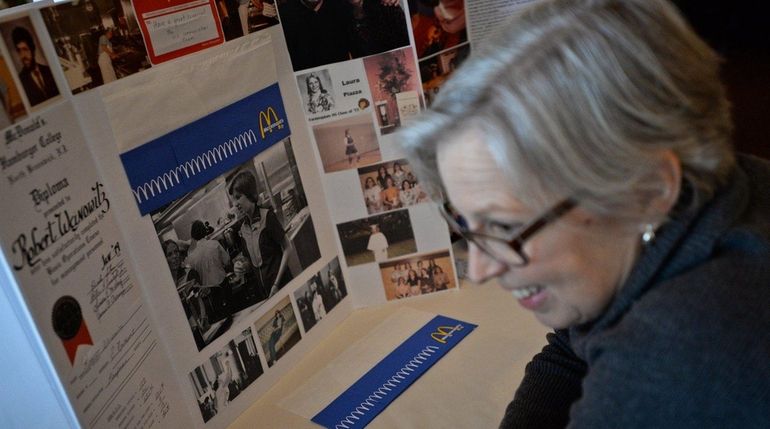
{"left": 229, "top": 281, "right": 550, "bottom": 428}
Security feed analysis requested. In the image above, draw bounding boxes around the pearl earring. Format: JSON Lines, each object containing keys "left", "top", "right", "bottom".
{"left": 641, "top": 224, "right": 656, "bottom": 245}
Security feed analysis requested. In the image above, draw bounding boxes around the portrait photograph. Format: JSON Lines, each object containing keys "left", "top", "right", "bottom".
{"left": 293, "top": 257, "right": 347, "bottom": 334}
{"left": 188, "top": 328, "right": 264, "bottom": 423}
{"left": 0, "top": 16, "right": 61, "bottom": 108}
{"left": 358, "top": 158, "right": 430, "bottom": 215}
{"left": 40, "top": 0, "right": 152, "bottom": 93}
{"left": 277, "top": 0, "right": 410, "bottom": 72}
{"left": 409, "top": 0, "right": 468, "bottom": 59}
{"left": 255, "top": 296, "right": 301, "bottom": 367}
{"left": 336, "top": 209, "right": 416, "bottom": 267}
{"left": 363, "top": 46, "right": 423, "bottom": 134}
{"left": 420, "top": 42, "right": 470, "bottom": 106}
{"left": 0, "top": 55, "right": 27, "bottom": 128}
{"left": 150, "top": 138, "right": 320, "bottom": 351}
{"left": 312, "top": 112, "right": 381, "bottom": 173}
{"left": 296, "top": 69, "right": 336, "bottom": 117}
{"left": 379, "top": 250, "right": 456, "bottom": 301}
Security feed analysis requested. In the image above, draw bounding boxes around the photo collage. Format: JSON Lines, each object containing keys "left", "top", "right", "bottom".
{"left": 151, "top": 138, "right": 321, "bottom": 351}
{"left": 2, "top": 0, "right": 281, "bottom": 100}
{"left": 186, "top": 256, "right": 345, "bottom": 423}
{"left": 275, "top": 0, "right": 466, "bottom": 303}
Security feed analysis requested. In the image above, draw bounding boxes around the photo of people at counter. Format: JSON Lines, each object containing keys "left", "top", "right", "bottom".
{"left": 152, "top": 139, "right": 321, "bottom": 350}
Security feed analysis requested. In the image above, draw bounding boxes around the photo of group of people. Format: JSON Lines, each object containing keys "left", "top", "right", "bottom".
{"left": 0, "top": 16, "right": 60, "bottom": 121}
{"left": 312, "top": 112, "right": 381, "bottom": 172}
{"left": 40, "top": 0, "right": 151, "bottom": 93}
{"left": 277, "top": 0, "right": 411, "bottom": 72}
{"left": 294, "top": 257, "right": 347, "bottom": 333}
{"left": 217, "top": 0, "right": 280, "bottom": 41}
{"left": 337, "top": 209, "right": 416, "bottom": 266}
{"left": 363, "top": 46, "right": 423, "bottom": 134}
{"left": 359, "top": 158, "right": 429, "bottom": 215}
{"left": 189, "top": 328, "right": 264, "bottom": 423}
{"left": 379, "top": 250, "right": 455, "bottom": 301}
{"left": 152, "top": 138, "right": 320, "bottom": 350}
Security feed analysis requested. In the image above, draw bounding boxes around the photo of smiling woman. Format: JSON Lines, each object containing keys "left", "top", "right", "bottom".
{"left": 401, "top": 0, "right": 770, "bottom": 427}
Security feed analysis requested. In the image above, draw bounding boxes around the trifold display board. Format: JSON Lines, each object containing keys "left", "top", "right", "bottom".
{"left": 0, "top": 0, "right": 539, "bottom": 428}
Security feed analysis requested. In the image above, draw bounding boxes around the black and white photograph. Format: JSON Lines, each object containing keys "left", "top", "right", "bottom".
{"left": 359, "top": 158, "right": 430, "bottom": 215}
{"left": 277, "top": 0, "right": 410, "bottom": 71}
{"left": 293, "top": 257, "right": 347, "bottom": 333}
{"left": 188, "top": 328, "right": 264, "bottom": 423}
{"left": 312, "top": 112, "right": 381, "bottom": 173}
{"left": 379, "top": 250, "right": 455, "bottom": 301}
{"left": 151, "top": 138, "right": 321, "bottom": 351}
{"left": 336, "top": 209, "right": 416, "bottom": 267}
{"left": 0, "top": 16, "right": 61, "bottom": 108}
{"left": 255, "top": 296, "right": 301, "bottom": 367}
{"left": 297, "top": 69, "right": 335, "bottom": 116}
{"left": 40, "top": 0, "right": 151, "bottom": 93}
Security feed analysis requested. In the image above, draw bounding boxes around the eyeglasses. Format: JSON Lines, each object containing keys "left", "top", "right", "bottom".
{"left": 438, "top": 198, "right": 577, "bottom": 267}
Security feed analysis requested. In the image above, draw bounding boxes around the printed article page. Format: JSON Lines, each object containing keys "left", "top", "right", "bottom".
{"left": 466, "top": 0, "right": 541, "bottom": 45}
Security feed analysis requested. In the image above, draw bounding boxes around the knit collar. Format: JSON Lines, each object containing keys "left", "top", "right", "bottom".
{"left": 569, "top": 163, "right": 750, "bottom": 344}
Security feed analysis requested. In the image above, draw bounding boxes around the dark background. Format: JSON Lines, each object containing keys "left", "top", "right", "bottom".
{"left": 675, "top": 0, "right": 770, "bottom": 159}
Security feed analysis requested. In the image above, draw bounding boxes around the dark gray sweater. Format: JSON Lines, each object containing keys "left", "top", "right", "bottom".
{"left": 500, "top": 155, "right": 770, "bottom": 428}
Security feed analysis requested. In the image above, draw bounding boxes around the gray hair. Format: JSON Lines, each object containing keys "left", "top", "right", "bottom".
{"left": 400, "top": 0, "right": 734, "bottom": 222}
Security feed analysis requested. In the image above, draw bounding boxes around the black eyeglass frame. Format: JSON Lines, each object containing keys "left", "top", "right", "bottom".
{"left": 438, "top": 198, "right": 577, "bottom": 267}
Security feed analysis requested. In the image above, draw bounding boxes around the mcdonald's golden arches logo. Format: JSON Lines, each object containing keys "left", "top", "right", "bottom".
{"left": 258, "top": 106, "right": 285, "bottom": 139}
{"left": 430, "top": 324, "right": 463, "bottom": 344}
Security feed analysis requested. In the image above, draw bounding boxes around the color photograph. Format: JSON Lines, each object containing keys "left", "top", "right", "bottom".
{"left": 255, "top": 296, "right": 301, "bottom": 367}
{"left": 312, "top": 112, "right": 381, "bottom": 173}
{"left": 379, "top": 250, "right": 456, "bottom": 301}
{"left": 218, "top": 0, "right": 280, "bottom": 41}
{"left": 363, "top": 46, "right": 423, "bottom": 134}
{"left": 151, "top": 138, "right": 320, "bottom": 351}
{"left": 40, "top": 0, "right": 151, "bottom": 93}
{"left": 0, "top": 16, "right": 61, "bottom": 107}
{"left": 336, "top": 209, "right": 416, "bottom": 266}
{"left": 420, "top": 43, "right": 470, "bottom": 106}
{"left": 409, "top": 0, "right": 467, "bottom": 59}
{"left": 0, "top": 56, "right": 26, "bottom": 127}
{"left": 188, "top": 328, "right": 264, "bottom": 423}
{"left": 358, "top": 158, "right": 430, "bottom": 215}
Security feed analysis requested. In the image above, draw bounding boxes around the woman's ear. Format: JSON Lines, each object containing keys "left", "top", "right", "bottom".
{"left": 648, "top": 149, "right": 682, "bottom": 218}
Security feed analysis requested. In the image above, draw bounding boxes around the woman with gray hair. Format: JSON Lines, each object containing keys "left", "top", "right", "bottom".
{"left": 400, "top": 0, "right": 770, "bottom": 427}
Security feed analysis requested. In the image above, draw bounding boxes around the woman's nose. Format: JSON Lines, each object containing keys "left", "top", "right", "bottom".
{"left": 466, "top": 242, "right": 507, "bottom": 284}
